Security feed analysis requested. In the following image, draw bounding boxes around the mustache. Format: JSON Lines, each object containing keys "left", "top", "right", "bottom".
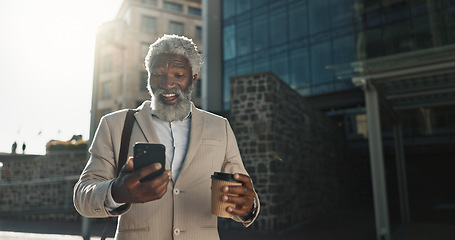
{"left": 152, "top": 87, "right": 183, "bottom": 96}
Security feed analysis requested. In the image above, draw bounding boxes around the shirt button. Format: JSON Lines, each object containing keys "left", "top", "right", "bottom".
{"left": 174, "top": 228, "right": 180, "bottom": 235}
{"left": 173, "top": 188, "right": 180, "bottom": 195}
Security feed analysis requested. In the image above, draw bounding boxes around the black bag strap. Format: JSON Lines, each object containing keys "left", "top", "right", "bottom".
{"left": 100, "top": 110, "right": 137, "bottom": 240}
{"left": 117, "top": 109, "right": 137, "bottom": 176}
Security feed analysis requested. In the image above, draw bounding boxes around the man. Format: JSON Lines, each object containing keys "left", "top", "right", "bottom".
{"left": 73, "top": 35, "right": 260, "bottom": 240}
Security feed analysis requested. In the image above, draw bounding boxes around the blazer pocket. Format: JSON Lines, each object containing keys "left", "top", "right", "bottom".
{"left": 117, "top": 227, "right": 150, "bottom": 233}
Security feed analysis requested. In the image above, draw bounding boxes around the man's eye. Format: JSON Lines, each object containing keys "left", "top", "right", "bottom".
{"left": 175, "top": 74, "right": 184, "bottom": 78}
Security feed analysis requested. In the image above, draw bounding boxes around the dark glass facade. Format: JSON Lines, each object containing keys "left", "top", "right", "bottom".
{"left": 222, "top": 0, "right": 455, "bottom": 110}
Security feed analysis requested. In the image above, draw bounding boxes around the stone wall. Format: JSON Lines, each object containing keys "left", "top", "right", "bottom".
{"left": 0, "top": 151, "right": 87, "bottom": 221}
{"left": 229, "top": 72, "right": 348, "bottom": 230}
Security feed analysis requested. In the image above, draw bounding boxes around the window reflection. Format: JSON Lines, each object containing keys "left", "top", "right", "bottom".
{"left": 290, "top": 48, "right": 311, "bottom": 89}
{"left": 311, "top": 41, "right": 332, "bottom": 84}
{"left": 269, "top": 7, "right": 287, "bottom": 46}
{"left": 237, "top": 20, "right": 251, "bottom": 56}
{"left": 223, "top": 25, "right": 236, "bottom": 60}
{"left": 309, "top": 0, "right": 330, "bottom": 34}
{"left": 289, "top": 1, "right": 307, "bottom": 41}
{"left": 252, "top": 15, "right": 268, "bottom": 52}
{"left": 271, "top": 52, "right": 290, "bottom": 84}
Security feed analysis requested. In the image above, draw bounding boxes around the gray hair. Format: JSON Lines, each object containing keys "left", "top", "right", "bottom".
{"left": 144, "top": 34, "right": 202, "bottom": 75}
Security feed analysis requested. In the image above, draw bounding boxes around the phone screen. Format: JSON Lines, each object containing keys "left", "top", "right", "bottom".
{"left": 133, "top": 143, "right": 166, "bottom": 182}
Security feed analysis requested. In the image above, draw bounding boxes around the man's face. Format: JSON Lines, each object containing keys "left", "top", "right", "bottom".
{"left": 149, "top": 53, "right": 196, "bottom": 105}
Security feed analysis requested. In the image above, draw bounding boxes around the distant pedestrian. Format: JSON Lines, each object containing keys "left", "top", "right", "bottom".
{"left": 11, "top": 141, "right": 17, "bottom": 154}
{"left": 22, "top": 142, "right": 26, "bottom": 154}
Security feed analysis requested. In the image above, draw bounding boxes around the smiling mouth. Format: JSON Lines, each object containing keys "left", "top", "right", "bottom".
{"left": 161, "top": 93, "right": 179, "bottom": 103}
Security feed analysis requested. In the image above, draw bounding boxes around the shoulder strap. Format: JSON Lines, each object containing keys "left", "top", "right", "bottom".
{"left": 118, "top": 109, "right": 137, "bottom": 176}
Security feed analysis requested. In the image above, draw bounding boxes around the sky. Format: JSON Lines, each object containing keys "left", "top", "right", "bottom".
{"left": 0, "top": 0, "right": 124, "bottom": 155}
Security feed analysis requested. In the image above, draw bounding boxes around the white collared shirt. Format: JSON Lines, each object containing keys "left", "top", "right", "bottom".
{"left": 151, "top": 106, "right": 191, "bottom": 180}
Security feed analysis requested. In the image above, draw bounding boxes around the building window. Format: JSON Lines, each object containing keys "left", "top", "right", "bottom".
{"left": 289, "top": 1, "right": 308, "bottom": 41}
{"left": 188, "top": 6, "right": 202, "bottom": 16}
{"left": 309, "top": 0, "right": 331, "bottom": 34}
{"left": 103, "top": 56, "right": 113, "bottom": 72}
{"left": 141, "top": 16, "right": 157, "bottom": 33}
{"left": 141, "top": 42, "right": 151, "bottom": 61}
{"left": 142, "top": 0, "right": 157, "bottom": 6}
{"left": 269, "top": 7, "right": 288, "bottom": 46}
{"left": 253, "top": 15, "right": 269, "bottom": 52}
{"left": 290, "top": 47, "right": 311, "bottom": 90}
{"left": 169, "top": 21, "right": 184, "bottom": 35}
{"left": 163, "top": 1, "right": 183, "bottom": 12}
{"left": 237, "top": 19, "right": 252, "bottom": 56}
{"left": 195, "top": 26, "right": 202, "bottom": 41}
{"left": 102, "top": 81, "right": 112, "bottom": 99}
{"left": 223, "top": 25, "right": 236, "bottom": 60}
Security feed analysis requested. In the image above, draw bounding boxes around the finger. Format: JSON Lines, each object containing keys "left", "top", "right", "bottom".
{"left": 233, "top": 173, "right": 253, "bottom": 188}
{"left": 139, "top": 170, "right": 171, "bottom": 191}
{"left": 222, "top": 193, "right": 253, "bottom": 205}
{"left": 226, "top": 204, "right": 251, "bottom": 217}
{"left": 222, "top": 185, "right": 254, "bottom": 197}
{"left": 140, "top": 172, "right": 171, "bottom": 200}
{"left": 151, "top": 175, "right": 170, "bottom": 194}
{"left": 133, "top": 163, "right": 163, "bottom": 181}
{"left": 142, "top": 183, "right": 169, "bottom": 202}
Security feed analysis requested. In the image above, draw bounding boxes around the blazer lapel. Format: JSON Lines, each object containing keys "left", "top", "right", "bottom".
{"left": 134, "top": 101, "right": 160, "bottom": 144}
{"left": 178, "top": 103, "right": 205, "bottom": 178}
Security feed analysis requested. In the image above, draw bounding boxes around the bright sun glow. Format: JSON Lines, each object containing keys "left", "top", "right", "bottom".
{"left": 0, "top": 0, "right": 123, "bottom": 155}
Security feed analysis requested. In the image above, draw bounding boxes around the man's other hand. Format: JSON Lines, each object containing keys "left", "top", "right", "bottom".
{"left": 221, "top": 173, "right": 255, "bottom": 217}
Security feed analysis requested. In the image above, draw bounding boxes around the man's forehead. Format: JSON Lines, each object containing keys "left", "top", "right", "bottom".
{"left": 151, "top": 53, "right": 190, "bottom": 68}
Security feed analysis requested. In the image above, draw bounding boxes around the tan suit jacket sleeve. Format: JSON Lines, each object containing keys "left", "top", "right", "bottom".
{"left": 222, "top": 120, "right": 260, "bottom": 227}
{"left": 73, "top": 111, "right": 131, "bottom": 217}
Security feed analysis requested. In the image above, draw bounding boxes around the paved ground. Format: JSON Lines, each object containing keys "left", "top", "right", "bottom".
{"left": 0, "top": 232, "right": 110, "bottom": 240}
{"left": 1, "top": 209, "right": 454, "bottom": 240}
{"left": 0, "top": 208, "right": 377, "bottom": 240}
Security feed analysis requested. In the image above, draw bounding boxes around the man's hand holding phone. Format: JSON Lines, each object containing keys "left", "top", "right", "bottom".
{"left": 111, "top": 143, "right": 171, "bottom": 204}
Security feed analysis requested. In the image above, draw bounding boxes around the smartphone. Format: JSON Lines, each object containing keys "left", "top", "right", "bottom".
{"left": 133, "top": 143, "right": 166, "bottom": 182}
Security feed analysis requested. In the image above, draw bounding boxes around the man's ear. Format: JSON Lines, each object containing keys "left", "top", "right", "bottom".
{"left": 192, "top": 74, "right": 198, "bottom": 84}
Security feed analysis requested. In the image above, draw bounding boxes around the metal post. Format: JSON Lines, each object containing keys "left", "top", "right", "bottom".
{"left": 83, "top": 28, "right": 103, "bottom": 240}
{"left": 393, "top": 122, "right": 411, "bottom": 225}
{"left": 82, "top": 217, "right": 92, "bottom": 240}
{"left": 202, "top": 0, "right": 223, "bottom": 112}
{"left": 364, "top": 83, "right": 391, "bottom": 240}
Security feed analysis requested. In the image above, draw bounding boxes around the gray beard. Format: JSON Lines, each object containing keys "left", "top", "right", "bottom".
{"left": 151, "top": 85, "right": 193, "bottom": 122}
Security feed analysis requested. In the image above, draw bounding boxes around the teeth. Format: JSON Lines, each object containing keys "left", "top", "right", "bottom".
{"left": 162, "top": 93, "right": 176, "bottom": 97}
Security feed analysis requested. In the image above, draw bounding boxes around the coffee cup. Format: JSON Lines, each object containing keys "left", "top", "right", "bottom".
{"left": 211, "top": 172, "right": 243, "bottom": 218}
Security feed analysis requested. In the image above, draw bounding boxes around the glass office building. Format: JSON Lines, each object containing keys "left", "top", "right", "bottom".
{"left": 220, "top": 0, "right": 455, "bottom": 238}
{"left": 222, "top": 0, "right": 455, "bottom": 110}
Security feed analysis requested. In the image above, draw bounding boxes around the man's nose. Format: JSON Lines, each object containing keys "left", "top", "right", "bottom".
{"left": 159, "top": 75, "right": 175, "bottom": 89}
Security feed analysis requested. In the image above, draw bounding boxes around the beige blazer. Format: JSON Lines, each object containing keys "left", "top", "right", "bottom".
{"left": 73, "top": 101, "right": 260, "bottom": 240}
